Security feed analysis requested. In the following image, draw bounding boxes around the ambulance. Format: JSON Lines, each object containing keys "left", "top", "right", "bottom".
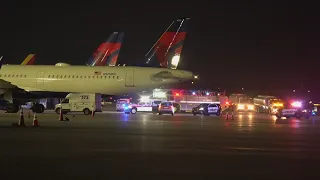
{"left": 54, "top": 93, "right": 102, "bottom": 115}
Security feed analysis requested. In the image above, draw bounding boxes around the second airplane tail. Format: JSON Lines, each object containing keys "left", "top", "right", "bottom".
{"left": 87, "top": 32, "right": 124, "bottom": 66}
{"left": 145, "top": 18, "right": 190, "bottom": 69}
{"left": 21, "top": 54, "right": 36, "bottom": 65}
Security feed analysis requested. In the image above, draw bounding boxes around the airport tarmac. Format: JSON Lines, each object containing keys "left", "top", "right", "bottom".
{"left": 1, "top": 111, "right": 320, "bottom": 179}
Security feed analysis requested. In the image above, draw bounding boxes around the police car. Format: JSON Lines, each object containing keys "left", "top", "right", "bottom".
{"left": 276, "top": 101, "right": 311, "bottom": 119}
{"left": 123, "top": 103, "right": 137, "bottom": 114}
{"left": 192, "top": 103, "right": 221, "bottom": 116}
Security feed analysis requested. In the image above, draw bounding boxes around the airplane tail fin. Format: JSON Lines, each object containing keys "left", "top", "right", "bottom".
{"left": 87, "top": 32, "right": 124, "bottom": 66}
{"left": 21, "top": 54, "right": 36, "bottom": 65}
{"left": 145, "top": 18, "right": 190, "bottom": 69}
{"left": 0, "top": 56, "right": 3, "bottom": 68}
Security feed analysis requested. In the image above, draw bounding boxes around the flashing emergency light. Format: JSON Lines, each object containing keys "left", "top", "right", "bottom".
{"left": 206, "top": 92, "right": 210, "bottom": 96}
{"left": 273, "top": 103, "right": 283, "bottom": 107}
{"left": 291, "top": 101, "right": 302, "bottom": 108}
{"left": 124, "top": 105, "right": 131, "bottom": 110}
{"left": 192, "top": 92, "right": 196, "bottom": 95}
{"left": 226, "top": 101, "right": 230, "bottom": 105}
{"left": 175, "top": 93, "right": 180, "bottom": 96}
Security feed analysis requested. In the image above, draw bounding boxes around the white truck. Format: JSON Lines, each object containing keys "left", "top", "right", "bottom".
{"left": 54, "top": 93, "right": 102, "bottom": 115}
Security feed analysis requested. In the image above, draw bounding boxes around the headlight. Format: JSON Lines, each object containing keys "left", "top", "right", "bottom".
{"left": 199, "top": 107, "right": 204, "bottom": 110}
{"left": 237, "top": 104, "right": 244, "bottom": 110}
{"left": 247, "top": 105, "right": 254, "bottom": 110}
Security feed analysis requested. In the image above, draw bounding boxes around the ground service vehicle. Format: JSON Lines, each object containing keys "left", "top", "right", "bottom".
{"left": 192, "top": 103, "right": 221, "bottom": 116}
{"left": 276, "top": 101, "right": 310, "bottom": 119}
{"left": 253, "top": 95, "right": 284, "bottom": 114}
{"left": 158, "top": 102, "right": 174, "bottom": 115}
{"left": 54, "top": 93, "right": 102, "bottom": 115}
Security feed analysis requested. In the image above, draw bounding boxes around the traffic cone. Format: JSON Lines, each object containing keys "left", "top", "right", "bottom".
{"left": 28, "top": 109, "right": 31, "bottom": 118}
{"left": 225, "top": 112, "right": 229, "bottom": 120}
{"left": 59, "top": 108, "right": 64, "bottom": 121}
{"left": 19, "top": 109, "right": 26, "bottom": 127}
{"left": 32, "top": 113, "right": 39, "bottom": 127}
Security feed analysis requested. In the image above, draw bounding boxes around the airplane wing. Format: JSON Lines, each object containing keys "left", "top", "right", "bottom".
{"left": 15, "top": 86, "right": 46, "bottom": 92}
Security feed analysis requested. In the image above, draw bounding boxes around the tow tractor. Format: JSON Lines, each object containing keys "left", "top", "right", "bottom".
{"left": 275, "top": 100, "right": 313, "bottom": 119}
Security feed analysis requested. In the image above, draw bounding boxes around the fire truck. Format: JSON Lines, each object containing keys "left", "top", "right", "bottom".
{"left": 228, "top": 94, "right": 254, "bottom": 112}
{"left": 253, "top": 95, "right": 284, "bottom": 114}
{"left": 151, "top": 89, "right": 229, "bottom": 113}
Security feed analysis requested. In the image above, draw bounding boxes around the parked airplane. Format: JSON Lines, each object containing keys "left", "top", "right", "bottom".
{"left": 0, "top": 62, "right": 194, "bottom": 112}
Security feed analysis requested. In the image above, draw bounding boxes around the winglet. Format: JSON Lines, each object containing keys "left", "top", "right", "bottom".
{"left": 21, "top": 54, "right": 36, "bottom": 65}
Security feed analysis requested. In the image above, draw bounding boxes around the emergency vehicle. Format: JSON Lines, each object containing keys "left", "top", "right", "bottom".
{"left": 123, "top": 96, "right": 167, "bottom": 114}
{"left": 192, "top": 103, "right": 221, "bottom": 116}
{"left": 229, "top": 94, "right": 254, "bottom": 112}
{"left": 116, "top": 98, "right": 131, "bottom": 111}
{"left": 276, "top": 100, "right": 312, "bottom": 119}
{"left": 151, "top": 89, "right": 229, "bottom": 113}
{"left": 54, "top": 93, "right": 102, "bottom": 115}
{"left": 253, "top": 95, "right": 284, "bottom": 114}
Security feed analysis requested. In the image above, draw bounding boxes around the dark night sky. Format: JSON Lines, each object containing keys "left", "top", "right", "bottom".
{"left": 1, "top": 1, "right": 319, "bottom": 98}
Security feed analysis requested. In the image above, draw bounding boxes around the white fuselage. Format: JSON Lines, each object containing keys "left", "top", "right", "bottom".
{"left": 0, "top": 65, "right": 194, "bottom": 95}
